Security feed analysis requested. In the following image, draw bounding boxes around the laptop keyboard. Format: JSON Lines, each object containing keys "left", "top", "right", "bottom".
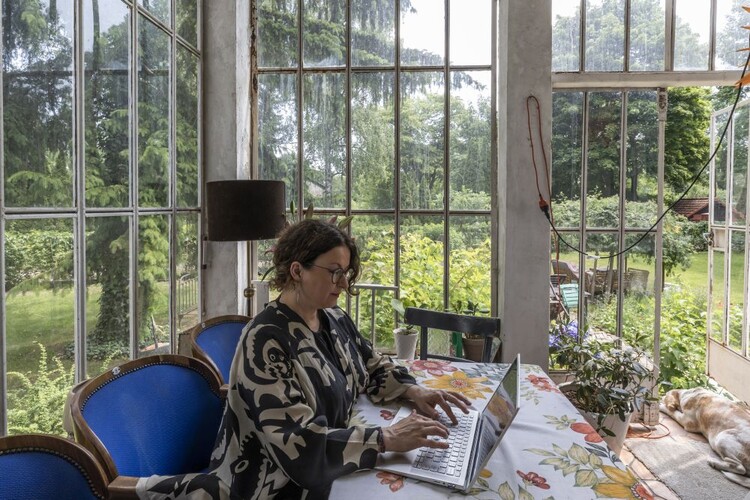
{"left": 413, "top": 410, "right": 472, "bottom": 477}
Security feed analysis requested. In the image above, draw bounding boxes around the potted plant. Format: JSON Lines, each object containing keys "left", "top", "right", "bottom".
{"left": 453, "top": 300, "right": 490, "bottom": 362}
{"left": 551, "top": 330, "right": 654, "bottom": 455}
{"left": 391, "top": 298, "right": 419, "bottom": 360}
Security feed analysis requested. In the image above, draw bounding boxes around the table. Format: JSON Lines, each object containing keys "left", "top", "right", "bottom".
{"left": 331, "top": 360, "right": 652, "bottom": 499}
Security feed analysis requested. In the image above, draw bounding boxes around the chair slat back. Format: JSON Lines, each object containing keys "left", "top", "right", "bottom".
{"left": 72, "top": 355, "right": 224, "bottom": 480}
{"left": 559, "top": 283, "right": 579, "bottom": 310}
{"left": 190, "top": 315, "right": 250, "bottom": 383}
{"left": 404, "top": 307, "right": 501, "bottom": 363}
{"left": 0, "top": 434, "right": 108, "bottom": 500}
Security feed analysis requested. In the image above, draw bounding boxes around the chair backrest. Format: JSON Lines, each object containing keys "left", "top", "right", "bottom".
{"left": 559, "top": 283, "right": 579, "bottom": 310}
{"left": 404, "top": 307, "right": 501, "bottom": 363}
{"left": 70, "top": 354, "right": 224, "bottom": 480}
{"left": 0, "top": 433, "right": 109, "bottom": 500}
{"left": 188, "top": 315, "right": 250, "bottom": 383}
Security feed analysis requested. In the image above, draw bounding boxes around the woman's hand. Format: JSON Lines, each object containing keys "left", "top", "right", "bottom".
{"left": 381, "top": 410, "right": 450, "bottom": 452}
{"left": 403, "top": 385, "right": 471, "bottom": 424}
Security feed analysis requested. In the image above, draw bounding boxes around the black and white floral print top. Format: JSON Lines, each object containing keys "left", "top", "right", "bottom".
{"left": 138, "top": 299, "right": 416, "bottom": 500}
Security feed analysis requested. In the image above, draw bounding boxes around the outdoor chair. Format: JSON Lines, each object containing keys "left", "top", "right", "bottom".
{"left": 69, "top": 355, "right": 225, "bottom": 497}
{"left": 559, "top": 283, "right": 580, "bottom": 311}
{"left": 404, "top": 307, "right": 501, "bottom": 363}
{"left": 0, "top": 433, "right": 109, "bottom": 500}
{"left": 188, "top": 314, "right": 250, "bottom": 384}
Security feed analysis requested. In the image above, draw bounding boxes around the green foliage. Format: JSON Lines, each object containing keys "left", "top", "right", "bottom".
{"left": 7, "top": 343, "right": 73, "bottom": 436}
{"left": 552, "top": 195, "right": 694, "bottom": 275}
{"left": 4, "top": 228, "right": 73, "bottom": 290}
{"left": 588, "top": 287, "right": 709, "bottom": 390}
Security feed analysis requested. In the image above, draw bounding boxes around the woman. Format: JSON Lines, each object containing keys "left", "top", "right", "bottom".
{"left": 140, "top": 218, "right": 470, "bottom": 499}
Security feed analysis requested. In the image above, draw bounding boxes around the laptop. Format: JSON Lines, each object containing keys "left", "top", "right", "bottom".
{"left": 375, "top": 354, "right": 520, "bottom": 492}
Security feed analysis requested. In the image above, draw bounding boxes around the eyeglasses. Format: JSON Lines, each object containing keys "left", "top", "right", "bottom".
{"left": 309, "top": 264, "right": 356, "bottom": 284}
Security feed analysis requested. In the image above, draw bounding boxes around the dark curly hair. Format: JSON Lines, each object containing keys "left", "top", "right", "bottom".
{"left": 270, "top": 218, "right": 360, "bottom": 295}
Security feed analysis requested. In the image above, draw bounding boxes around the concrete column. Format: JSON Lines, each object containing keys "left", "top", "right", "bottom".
{"left": 496, "top": 0, "right": 552, "bottom": 369}
{"left": 202, "top": 0, "right": 252, "bottom": 318}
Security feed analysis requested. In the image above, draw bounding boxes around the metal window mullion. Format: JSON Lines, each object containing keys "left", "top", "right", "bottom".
{"left": 723, "top": 116, "right": 734, "bottom": 346}
{"left": 394, "top": 0, "right": 402, "bottom": 300}
{"left": 623, "top": 0, "right": 631, "bottom": 72}
{"left": 709, "top": 0, "right": 717, "bottom": 71}
{"left": 654, "top": 88, "right": 667, "bottom": 378}
{"left": 616, "top": 92, "right": 627, "bottom": 340}
{"left": 489, "top": 0, "right": 497, "bottom": 316}
{"left": 579, "top": 91, "right": 590, "bottom": 330}
{"left": 579, "top": 0, "right": 586, "bottom": 72}
{"left": 74, "top": 0, "right": 88, "bottom": 380}
{"left": 665, "top": 0, "right": 674, "bottom": 71}
{"left": 130, "top": 6, "right": 139, "bottom": 360}
{"left": 169, "top": 0, "right": 177, "bottom": 351}
{"left": 296, "top": 0, "right": 304, "bottom": 214}
{"left": 443, "top": 0, "right": 450, "bottom": 311}
{"left": 0, "top": 0, "right": 5, "bottom": 428}
{"left": 707, "top": 112, "right": 717, "bottom": 341}
{"left": 196, "top": 0, "right": 204, "bottom": 320}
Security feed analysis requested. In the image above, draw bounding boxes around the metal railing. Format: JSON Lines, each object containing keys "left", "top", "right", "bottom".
{"left": 349, "top": 283, "right": 398, "bottom": 352}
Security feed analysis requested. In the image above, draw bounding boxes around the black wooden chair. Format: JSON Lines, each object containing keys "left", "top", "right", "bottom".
{"left": 404, "top": 307, "right": 501, "bottom": 363}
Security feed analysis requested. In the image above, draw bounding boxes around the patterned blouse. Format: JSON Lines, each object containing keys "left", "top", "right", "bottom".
{"left": 138, "top": 300, "right": 416, "bottom": 500}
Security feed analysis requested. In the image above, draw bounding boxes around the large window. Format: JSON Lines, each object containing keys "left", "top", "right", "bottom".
{"left": 0, "top": 0, "right": 201, "bottom": 436}
{"left": 253, "top": 0, "right": 496, "bottom": 351}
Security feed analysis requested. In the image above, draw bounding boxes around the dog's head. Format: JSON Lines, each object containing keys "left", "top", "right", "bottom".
{"left": 662, "top": 389, "right": 682, "bottom": 412}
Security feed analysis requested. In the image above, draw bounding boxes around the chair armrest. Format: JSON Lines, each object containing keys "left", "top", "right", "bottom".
{"left": 108, "top": 476, "right": 140, "bottom": 499}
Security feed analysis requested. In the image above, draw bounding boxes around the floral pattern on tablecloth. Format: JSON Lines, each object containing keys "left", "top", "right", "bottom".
{"left": 330, "top": 362, "right": 654, "bottom": 500}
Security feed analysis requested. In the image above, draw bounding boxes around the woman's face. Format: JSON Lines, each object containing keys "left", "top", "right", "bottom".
{"left": 297, "top": 245, "right": 351, "bottom": 310}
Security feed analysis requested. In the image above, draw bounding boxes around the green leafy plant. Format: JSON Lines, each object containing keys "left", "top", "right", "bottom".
{"left": 553, "top": 333, "right": 655, "bottom": 435}
{"left": 391, "top": 298, "right": 417, "bottom": 335}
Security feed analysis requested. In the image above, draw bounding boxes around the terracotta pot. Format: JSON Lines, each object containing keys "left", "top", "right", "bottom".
{"left": 461, "top": 337, "right": 485, "bottom": 362}
{"left": 394, "top": 328, "right": 418, "bottom": 360}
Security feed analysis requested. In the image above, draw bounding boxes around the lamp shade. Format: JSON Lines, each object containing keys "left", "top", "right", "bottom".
{"left": 206, "top": 180, "right": 286, "bottom": 241}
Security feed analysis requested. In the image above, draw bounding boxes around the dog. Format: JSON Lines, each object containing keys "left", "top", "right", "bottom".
{"left": 660, "top": 388, "right": 750, "bottom": 488}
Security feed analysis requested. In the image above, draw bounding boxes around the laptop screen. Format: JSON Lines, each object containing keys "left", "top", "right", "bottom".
{"left": 471, "top": 354, "right": 520, "bottom": 480}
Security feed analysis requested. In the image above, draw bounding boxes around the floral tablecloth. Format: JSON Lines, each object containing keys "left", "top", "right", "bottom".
{"left": 330, "top": 360, "right": 652, "bottom": 500}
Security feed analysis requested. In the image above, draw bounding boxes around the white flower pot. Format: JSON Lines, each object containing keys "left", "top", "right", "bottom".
{"left": 581, "top": 410, "right": 632, "bottom": 456}
{"left": 394, "top": 328, "right": 418, "bottom": 360}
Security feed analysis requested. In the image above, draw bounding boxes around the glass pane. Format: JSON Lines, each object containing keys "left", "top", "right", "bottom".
{"left": 674, "top": 0, "right": 710, "bottom": 70}
{"left": 586, "top": 92, "right": 622, "bottom": 228}
{"left": 552, "top": 0, "right": 581, "bottom": 72}
{"left": 3, "top": 0, "right": 74, "bottom": 207}
{"left": 550, "top": 232, "right": 582, "bottom": 283}
{"left": 176, "top": 0, "right": 198, "bottom": 47}
{"left": 716, "top": 0, "right": 747, "bottom": 70}
{"left": 713, "top": 110, "right": 730, "bottom": 225}
{"left": 450, "top": 71, "right": 491, "bottom": 211}
{"left": 552, "top": 92, "right": 583, "bottom": 227}
{"left": 629, "top": 0, "right": 665, "bottom": 71}
{"left": 137, "top": 214, "right": 170, "bottom": 357}
{"left": 585, "top": 0, "right": 625, "bottom": 72}
{"left": 5, "top": 219, "right": 74, "bottom": 436}
{"left": 302, "top": 0, "right": 345, "bottom": 67}
{"left": 731, "top": 105, "right": 749, "bottom": 226}
{"left": 727, "top": 230, "right": 745, "bottom": 351}
{"left": 85, "top": 0, "right": 130, "bottom": 208}
{"left": 585, "top": 233, "right": 621, "bottom": 332}
{"left": 138, "top": 16, "right": 170, "bottom": 207}
{"left": 86, "top": 216, "right": 130, "bottom": 377}
{"left": 303, "top": 73, "right": 346, "bottom": 209}
{"left": 176, "top": 213, "right": 200, "bottom": 332}
{"left": 400, "top": 71, "right": 445, "bottom": 210}
{"left": 351, "top": 215, "right": 396, "bottom": 350}
{"left": 710, "top": 247, "right": 726, "bottom": 342}
{"left": 400, "top": 0, "right": 444, "bottom": 66}
{"left": 138, "top": 0, "right": 170, "bottom": 26}
{"left": 625, "top": 91, "right": 658, "bottom": 227}
{"left": 176, "top": 46, "right": 199, "bottom": 208}
{"left": 400, "top": 215, "right": 445, "bottom": 309}
{"left": 258, "top": 0, "right": 298, "bottom": 67}
{"left": 258, "top": 74, "right": 298, "bottom": 202}
{"left": 351, "top": 0, "right": 395, "bottom": 66}
{"left": 621, "top": 232, "right": 656, "bottom": 347}
{"left": 449, "top": 216, "right": 491, "bottom": 312}
{"left": 449, "top": 0, "right": 491, "bottom": 66}
{"left": 351, "top": 72, "right": 395, "bottom": 209}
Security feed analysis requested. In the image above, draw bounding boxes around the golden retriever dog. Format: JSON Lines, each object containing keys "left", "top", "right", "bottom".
{"left": 661, "top": 388, "right": 750, "bottom": 488}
